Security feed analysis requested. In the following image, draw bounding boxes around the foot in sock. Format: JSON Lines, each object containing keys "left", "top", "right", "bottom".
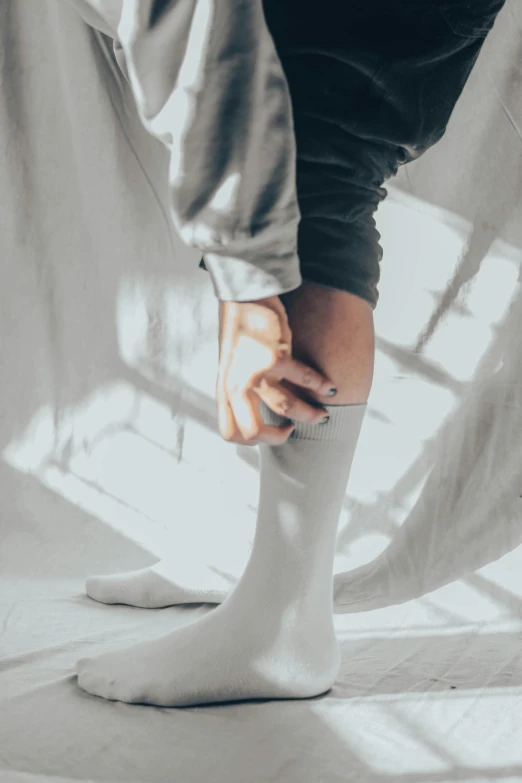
{"left": 86, "top": 559, "right": 234, "bottom": 608}
{"left": 76, "top": 403, "right": 366, "bottom": 706}
{"left": 76, "top": 587, "right": 341, "bottom": 706}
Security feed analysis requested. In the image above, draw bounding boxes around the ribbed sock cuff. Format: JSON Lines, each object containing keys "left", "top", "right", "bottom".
{"left": 259, "top": 400, "right": 367, "bottom": 442}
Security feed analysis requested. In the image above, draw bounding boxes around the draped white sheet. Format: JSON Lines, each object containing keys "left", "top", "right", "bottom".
{"left": 1, "top": 2, "right": 522, "bottom": 781}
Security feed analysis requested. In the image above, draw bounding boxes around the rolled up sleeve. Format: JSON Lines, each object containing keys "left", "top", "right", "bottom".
{"left": 70, "top": 0, "right": 304, "bottom": 301}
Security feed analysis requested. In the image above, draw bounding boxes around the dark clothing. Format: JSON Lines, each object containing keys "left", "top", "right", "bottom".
{"left": 201, "top": 0, "right": 505, "bottom": 308}
{"left": 70, "top": 0, "right": 505, "bottom": 307}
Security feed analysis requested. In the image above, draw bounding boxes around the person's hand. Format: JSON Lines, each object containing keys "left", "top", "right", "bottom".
{"left": 216, "top": 295, "right": 335, "bottom": 446}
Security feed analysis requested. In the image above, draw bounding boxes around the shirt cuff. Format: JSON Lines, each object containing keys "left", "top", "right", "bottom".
{"left": 202, "top": 250, "right": 303, "bottom": 302}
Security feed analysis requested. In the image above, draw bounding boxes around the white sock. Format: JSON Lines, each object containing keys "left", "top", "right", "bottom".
{"left": 75, "top": 401, "right": 366, "bottom": 706}
{"left": 242, "top": 400, "right": 367, "bottom": 627}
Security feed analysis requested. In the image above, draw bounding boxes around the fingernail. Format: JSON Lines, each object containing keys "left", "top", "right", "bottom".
{"left": 326, "top": 387, "right": 337, "bottom": 397}
{"left": 319, "top": 415, "right": 330, "bottom": 425}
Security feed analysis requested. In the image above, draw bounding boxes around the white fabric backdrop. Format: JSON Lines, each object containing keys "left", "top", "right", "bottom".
{"left": 1, "top": 1, "right": 522, "bottom": 780}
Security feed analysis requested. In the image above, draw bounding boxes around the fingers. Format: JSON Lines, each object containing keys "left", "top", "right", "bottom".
{"left": 231, "top": 387, "right": 295, "bottom": 445}
{"left": 252, "top": 377, "right": 329, "bottom": 426}
{"left": 217, "top": 355, "right": 332, "bottom": 444}
{"left": 218, "top": 377, "right": 329, "bottom": 446}
{"left": 281, "top": 357, "right": 336, "bottom": 399}
{"left": 215, "top": 295, "right": 335, "bottom": 445}
{"left": 217, "top": 381, "right": 295, "bottom": 446}
{"left": 216, "top": 374, "right": 239, "bottom": 442}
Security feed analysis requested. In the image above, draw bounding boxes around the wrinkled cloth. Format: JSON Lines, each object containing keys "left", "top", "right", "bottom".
{"left": 255, "top": 0, "right": 506, "bottom": 308}
{"left": 69, "top": 0, "right": 303, "bottom": 302}
{"left": 69, "top": 2, "right": 504, "bottom": 307}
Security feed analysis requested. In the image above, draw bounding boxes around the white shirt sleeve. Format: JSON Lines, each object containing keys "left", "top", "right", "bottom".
{"left": 68, "top": 0, "right": 303, "bottom": 301}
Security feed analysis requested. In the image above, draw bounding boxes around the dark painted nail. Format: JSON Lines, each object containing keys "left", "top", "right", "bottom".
{"left": 326, "top": 387, "right": 337, "bottom": 397}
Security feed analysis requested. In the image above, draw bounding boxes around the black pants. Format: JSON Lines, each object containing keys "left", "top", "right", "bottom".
{"left": 201, "top": 0, "right": 505, "bottom": 309}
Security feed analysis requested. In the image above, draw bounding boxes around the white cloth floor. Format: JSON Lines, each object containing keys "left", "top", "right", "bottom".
{"left": 1, "top": 1, "right": 522, "bottom": 780}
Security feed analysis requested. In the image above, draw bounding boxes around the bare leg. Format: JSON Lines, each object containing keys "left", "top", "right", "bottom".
{"left": 279, "top": 283, "right": 374, "bottom": 407}
{"left": 76, "top": 285, "right": 375, "bottom": 706}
